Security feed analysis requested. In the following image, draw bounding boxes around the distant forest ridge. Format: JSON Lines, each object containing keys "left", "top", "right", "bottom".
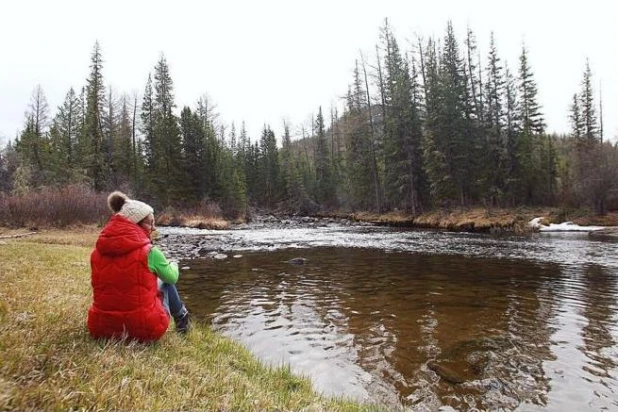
{"left": 0, "top": 19, "right": 615, "bottom": 218}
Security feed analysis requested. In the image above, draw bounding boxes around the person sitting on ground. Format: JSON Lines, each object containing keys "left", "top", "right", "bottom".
{"left": 88, "top": 191, "right": 190, "bottom": 342}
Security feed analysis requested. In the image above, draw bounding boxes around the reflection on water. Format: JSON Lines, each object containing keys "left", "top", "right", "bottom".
{"left": 175, "top": 232, "right": 618, "bottom": 411}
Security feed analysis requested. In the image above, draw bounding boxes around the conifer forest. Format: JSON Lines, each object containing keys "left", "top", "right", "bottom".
{"left": 1, "top": 21, "right": 616, "bottom": 218}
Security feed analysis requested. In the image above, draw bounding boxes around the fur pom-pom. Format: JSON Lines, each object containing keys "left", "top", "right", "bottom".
{"left": 107, "top": 191, "right": 128, "bottom": 213}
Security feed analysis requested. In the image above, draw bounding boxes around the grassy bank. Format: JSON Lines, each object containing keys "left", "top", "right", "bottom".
{"left": 321, "top": 207, "right": 618, "bottom": 233}
{"left": 0, "top": 231, "right": 377, "bottom": 411}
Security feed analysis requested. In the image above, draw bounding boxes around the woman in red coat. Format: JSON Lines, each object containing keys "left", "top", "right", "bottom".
{"left": 88, "top": 191, "right": 190, "bottom": 342}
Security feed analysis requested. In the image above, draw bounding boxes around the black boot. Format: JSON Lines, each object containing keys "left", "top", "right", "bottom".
{"left": 174, "top": 307, "right": 191, "bottom": 334}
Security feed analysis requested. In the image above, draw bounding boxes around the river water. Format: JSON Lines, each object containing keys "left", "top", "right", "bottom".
{"left": 160, "top": 222, "right": 618, "bottom": 411}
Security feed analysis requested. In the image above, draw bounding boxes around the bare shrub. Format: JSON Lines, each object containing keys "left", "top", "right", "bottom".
{"left": 0, "top": 185, "right": 109, "bottom": 228}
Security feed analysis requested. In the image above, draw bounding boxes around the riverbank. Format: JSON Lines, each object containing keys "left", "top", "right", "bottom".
{"left": 317, "top": 207, "right": 618, "bottom": 233}
{"left": 0, "top": 230, "right": 376, "bottom": 411}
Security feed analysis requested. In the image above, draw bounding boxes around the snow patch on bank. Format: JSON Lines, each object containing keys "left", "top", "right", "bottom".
{"left": 529, "top": 217, "right": 604, "bottom": 232}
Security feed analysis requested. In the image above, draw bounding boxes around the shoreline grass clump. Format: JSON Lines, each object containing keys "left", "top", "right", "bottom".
{"left": 0, "top": 234, "right": 379, "bottom": 411}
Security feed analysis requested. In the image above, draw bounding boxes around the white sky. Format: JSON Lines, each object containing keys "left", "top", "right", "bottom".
{"left": 1, "top": 0, "right": 617, "bottom": 147}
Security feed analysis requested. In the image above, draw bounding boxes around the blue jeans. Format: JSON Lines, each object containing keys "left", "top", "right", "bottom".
{"left": 158, "top": 281, "right": 186, "bottom": 319}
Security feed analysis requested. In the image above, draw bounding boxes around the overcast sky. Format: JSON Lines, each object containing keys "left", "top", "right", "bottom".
{"left": 1, "top": 0, "right": 616, "bottom": 147}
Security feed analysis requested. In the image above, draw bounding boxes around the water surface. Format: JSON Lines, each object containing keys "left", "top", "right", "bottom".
{"left": 165, "top": 225, "right": 618, "bottom": 411}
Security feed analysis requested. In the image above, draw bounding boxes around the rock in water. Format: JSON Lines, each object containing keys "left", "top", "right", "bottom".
{"left": 286, "top": 257, "right": 308, "bottom": 265}
{"left": 428, "top": 362, "right": 465, "bottom": 385}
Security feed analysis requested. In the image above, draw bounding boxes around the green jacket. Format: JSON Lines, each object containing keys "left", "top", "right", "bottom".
{"left": 148, "top": 246, "right": 179, "bottom": 284}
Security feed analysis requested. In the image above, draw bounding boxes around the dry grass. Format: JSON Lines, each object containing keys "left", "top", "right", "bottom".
{"left": 0, "top": 234, "right": 378, "bottom": 411}
{"left": 349, "top": 212, "right": 415, "bottom": 225}
{"left": 412, "top": 208, "right": 526, "bottom": 232}
{"left": 0, "top": 225, "right": 100, "bottom": 247}
{"left": 156, "top": 213, "right": 231, "bottom": 230}
{"left": 349, "top": 207, "right": 574, "bottom": 233}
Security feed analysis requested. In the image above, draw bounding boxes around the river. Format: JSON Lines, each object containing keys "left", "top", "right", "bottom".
{"left": 158, "top": 220, "right": 618, "bottom": 411}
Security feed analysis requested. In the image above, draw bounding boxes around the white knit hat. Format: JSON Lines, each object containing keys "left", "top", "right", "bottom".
{"left": 107, "top": 191, "right": 154, "bottom": 224}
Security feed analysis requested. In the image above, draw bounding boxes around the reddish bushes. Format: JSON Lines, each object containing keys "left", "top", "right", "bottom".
{"left": 0, "top": 185, "right": 109, "bottom": 228}
{"left": 0, "top": 187, "right": 229, "bottom": 229}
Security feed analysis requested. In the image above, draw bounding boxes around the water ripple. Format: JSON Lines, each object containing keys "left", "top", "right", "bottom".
{"left": 172, "top": 224, "right": 618, "bottom": 411}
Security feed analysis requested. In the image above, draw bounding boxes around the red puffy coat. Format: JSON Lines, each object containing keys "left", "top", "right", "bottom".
{"left": 88, "top": 214, "right": 169, "bottom": 342}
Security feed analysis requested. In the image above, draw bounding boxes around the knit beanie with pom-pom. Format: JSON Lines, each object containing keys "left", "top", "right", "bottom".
{"left": 107, "top": 191, "right": 154, "bottom": 224}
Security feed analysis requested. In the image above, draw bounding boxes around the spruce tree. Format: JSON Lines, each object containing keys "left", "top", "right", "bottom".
{"left": 462, "top": 26, "right": 485, "bottom": 204}
{"left": 438, "top": 22, "right": 472, "bottom": 205}
{"left": 196, "top": 95, "right": 221, "bottom": 200}
{"left": 580, "top": 60, "right": 599, "bottom": 143}
{"left": 141, "top": 73, "right": 156, "bottom": 174}
{"left": 47, "top": 88, "right": 82, "bottom": 185}
{"left": 103, "top": 86, "right": 118, "bottom": 186}
{"left": 179, "top": 106, "right": 206, "bottom": 201}
{"left": 114, "top": 95, "right": 134, "bottom": 186}
{"left": 380, "top": 19, "right": 423, "bottom": 213}
{"left": 518, "top": 46, "right": 545, "bottom": 135}
{"left": 314, "top": 106, "right": 335, "bottom": 205}
{"left": 344, "top": 61, "right": 378, "bottom": 211}
{"left": 569, "top": 94, "right": 584, "bottom": 140}
{"left": 0, "top": 141, "right": 18, "bottom": 192}
{"left": 151, "top": 55, "right": 183, "bottom": 205}
{"left": 257, "top": 126, "right": 280, "bottom": 208}
{"left": 421, "top": 38, "right": 451, "bottom": 206}
{"left": 483, "top": 33, "right": 507, "bottom": 205}
{"left": 517, "top": 46, "right": 549, "bottom": 204}
{"left": 504, "top": 65, "right": 521, "bottom": 204}
{"left": 15, "top": 86, "right": 51, "bottom": 188}
{"left": 84, "top": 41, "right": 107, "bottom": 191}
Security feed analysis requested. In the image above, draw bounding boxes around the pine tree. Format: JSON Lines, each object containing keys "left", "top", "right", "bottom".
{"left": 151, "top": 55, "right": 183, "bottom": 205}
{"left": 236, "top": 121, "right": 250, "bottom": 197}
{"left": 179, "top": 106, "right": 206, "bottom": 201}
{"left": 257, "top": 126, "right": 280, "bottom": 207}
{"left": 74, "top": 86, "right": 87, "bottom": 173}
{"left": 196, "top": 95, "right": 222, "bottom": 200}
{"left": 344, "top": 61, "right": 379, "bottom": 211}
{"left": 48, "top": 88, "right": 82, "bottom": 185}
{"left": 518, "top": 46, "right": 545, "bottom": 135}
{"left": 84, "top": 41, "right": 107, "bottom": 191}
{"left": 462, "top": 26, "right": 486, "bottom": 204}
{"left": 438, "top": 22, "right": 472, "bottom": 205}
{"left": 141, "top": 73, "right": 156, "bottom": 172}
{"left": 15, "top": 86, "right": 51, "bottom": 188}
{"left": 360, "top": 55, "right": 383, "bottom": 211}
{"left": 314, "top": 106, "right": 335, "bottom": 205}
{"left": 569, "top": 60, "right": 604, "bottom": 210}
{"left": 516, "top": 46, "right": 550, "bottom": 204}
{"left": 464, "top": 27, "right": 483, "bottom": 122}
{"left": 503, "top": 64, "right": 521, "bottom": 204}
{"left": 580, "top": 60, "right": 599, "bottom": 143}
{"left": 114, "top": 95, "right": 134, "bottom": 186}
{"left": 230, "top": 122, "right": 248, "bottom": 217}
{"left": 421, "top": 37, "right": 452, "bottom": 206}
{"left": 103, "top": 86, "right": 119, "bottom": 186}
{"left": 483, "top": 33, "right": 507, "bottom": 205}
{"left": 569, "top": 94, "right": 584, "bottom": 140}
{"left": 0, "top": 141, "right": 18, "bottom": 193}
{"left": 280, "top": 120, "right": 293, "bottom": 201}
{"left": 380, "top": 19, "right": 423, "bottom": 213}
{"left": 540, "top": 134, "right": 557, "bottom": 205}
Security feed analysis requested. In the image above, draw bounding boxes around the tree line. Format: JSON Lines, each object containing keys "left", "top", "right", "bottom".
{"left": 1, "top": 20, "right": 616, "bottom": 217}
